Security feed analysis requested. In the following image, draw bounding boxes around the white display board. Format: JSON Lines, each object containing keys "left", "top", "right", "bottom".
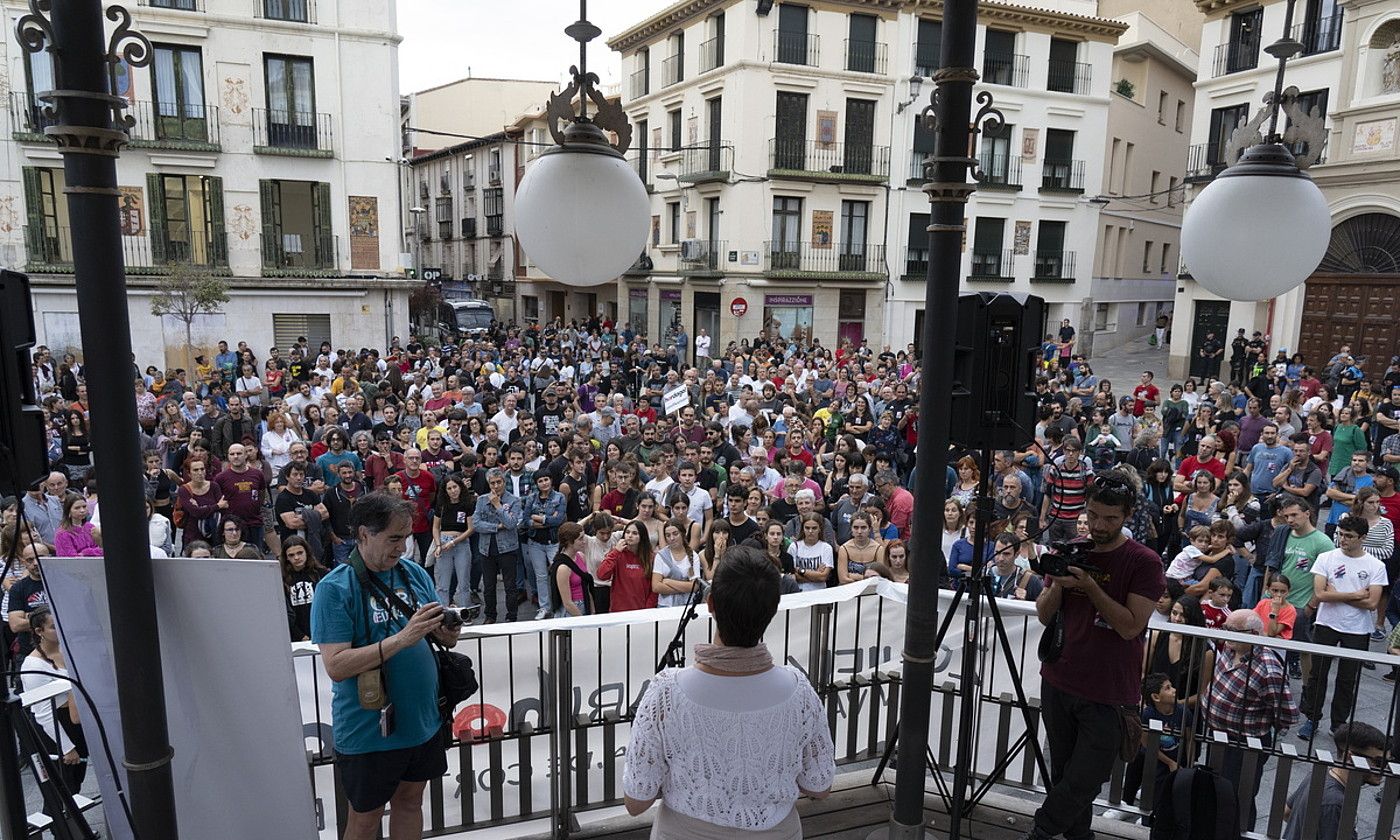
{"left": 42, "top": 555, "right": 316, "bottom": 840}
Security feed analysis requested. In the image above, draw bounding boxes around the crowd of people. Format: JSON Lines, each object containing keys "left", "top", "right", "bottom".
{"left": 5, "top": 315, "right": 1400, "bottom": 838}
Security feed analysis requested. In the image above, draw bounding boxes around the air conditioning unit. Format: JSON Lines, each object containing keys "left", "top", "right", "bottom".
{"left": 680, "top": 239, "right": 703, "bottom": 260}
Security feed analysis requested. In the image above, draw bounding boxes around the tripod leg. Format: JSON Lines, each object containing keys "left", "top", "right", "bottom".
{"left": 979, "top": 589, "right": 1051, "bottom": 785}
{"left": 10, "top": 703, "right": 97, "bottom": 840}
{"left": 871, "top": 725, "right": 899, "bottom": 785}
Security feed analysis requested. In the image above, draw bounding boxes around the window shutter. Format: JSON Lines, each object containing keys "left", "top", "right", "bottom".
{"left": 205, "top": 176, "right": 226, "bottom": 265}
{"left": 259, "top": 180, "right": 277, "bottom": 268}
{"left": 21, "top": 168, "right": 44, "bottom": 256}
{"left": 313, "top": 181, "right": 334, "bottom": 269}
{"left": 146, "top": 173, "right": 167, "bottom": 264}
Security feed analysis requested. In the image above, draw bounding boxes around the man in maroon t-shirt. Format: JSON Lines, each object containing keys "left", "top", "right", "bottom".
{"left": 212, "top": 443, "right": 269, "bottom": 551}
{"left": 396, "top": 448, "right": 438, "bottom": 564}
{"left": 1032, "top": 470, "right": 1165, "bottom": 840}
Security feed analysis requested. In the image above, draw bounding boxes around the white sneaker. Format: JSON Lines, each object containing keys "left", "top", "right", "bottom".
{"left": 1100, "top": 809, "right": 1132, "bottom": 821}
{"left": 534, "top": 606, "right": 551, "bottom": 621}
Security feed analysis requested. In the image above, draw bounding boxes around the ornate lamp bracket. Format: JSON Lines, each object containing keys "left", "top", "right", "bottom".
{"left": 1221, "top": 0, "right": 1326, "bottom": 172}
{"left": 969, "top": 90, "right": 1006, "bottom": 183}
{"left": 543, "top": 2, "right": 631, "bottom": 156}
{"left": 15, "top": 0, "right": 151, "bottom": 156}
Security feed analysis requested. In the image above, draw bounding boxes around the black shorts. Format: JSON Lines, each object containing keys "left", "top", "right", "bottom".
{"left": 336, "top": 732, "right": 447, "bottom": 813}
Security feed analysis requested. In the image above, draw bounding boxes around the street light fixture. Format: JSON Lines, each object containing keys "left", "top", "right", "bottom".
{"left": 1181, "top": 0, "right": 1331, "bottom": 301}
{"left": 513, "top": 0, "right": 650, "bottom": 287}
{"left": 895, "top": 75, "right": 925, "bottom": 113}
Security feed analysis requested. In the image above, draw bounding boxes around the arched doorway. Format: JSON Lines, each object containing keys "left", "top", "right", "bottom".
{"left": 1298, "top": 212, "right": 1400, "bottom": 364}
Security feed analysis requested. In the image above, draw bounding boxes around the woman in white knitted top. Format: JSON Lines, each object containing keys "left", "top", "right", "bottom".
{"left": 623, "top": 546, "right": 835, "bottom": 839}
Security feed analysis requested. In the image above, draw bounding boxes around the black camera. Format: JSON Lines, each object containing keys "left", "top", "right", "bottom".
{"left": 1031, "top": 539, "right": 1102, "bottom": 578}
{"left": 440, "top": 604, "right": 480, "bottom": 630}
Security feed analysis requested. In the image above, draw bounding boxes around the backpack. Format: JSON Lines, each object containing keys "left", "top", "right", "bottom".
{"left": 1149, "top": 765, "right": 1241, "bottom": 840}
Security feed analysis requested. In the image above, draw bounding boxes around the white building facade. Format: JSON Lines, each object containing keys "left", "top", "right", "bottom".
{"left": 608, "top": 0, "right": 1124, "bottom": 355}
{"left": 2, "top": 0, "right": 410, "bottom": 368}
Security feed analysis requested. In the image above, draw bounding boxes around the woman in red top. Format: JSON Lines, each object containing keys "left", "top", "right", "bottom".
{"left": 597, "top": 522, "right": 658, "bottom": 612}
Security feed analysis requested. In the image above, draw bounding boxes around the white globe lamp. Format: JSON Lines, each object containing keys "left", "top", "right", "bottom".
{"left": 515, "top": 132, "right": 650, "bottom": 287}
{"left": 1181, "top": 143, "right": 1331, "bottom": 301}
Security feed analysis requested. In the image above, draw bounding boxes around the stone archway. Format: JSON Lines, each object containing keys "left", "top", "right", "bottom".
{"left": 1299, "top": 212, "right": 1400, "bottom": 364}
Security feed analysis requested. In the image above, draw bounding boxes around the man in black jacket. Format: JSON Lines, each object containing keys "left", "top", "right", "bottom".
{"left": 211, "top": 396, "right": 255, "bottom": 459}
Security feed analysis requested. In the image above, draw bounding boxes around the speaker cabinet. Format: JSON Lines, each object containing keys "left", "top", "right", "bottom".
{"left": 0, "top": 270, "right": 47, "bottom": 490}
{"left": 949, "top": 292, "right": 1045, "bottom": 451}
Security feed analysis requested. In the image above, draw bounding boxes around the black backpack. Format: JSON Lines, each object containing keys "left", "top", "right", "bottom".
{"left": 1149, "top": 765, "right": 1241, "bottom": 840}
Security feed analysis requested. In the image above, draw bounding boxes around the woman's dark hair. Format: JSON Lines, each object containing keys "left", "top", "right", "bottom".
{"left": 184, "top": 540, "right": 212, "bottom": 555}
{"left": 28, "top": 604, "right": 53, "bottom": 633}
{"left": 1147, "top": 458, "right": 1173, "bottom": 479}
{"left": 708, "top": 546, "right": 780, "bottom": 648}
{"left": 352, "top": 491, "right": 416, "bottom": 536}
{"left": 435, "top": 473, "right": 470, "bottom": 515}
{"left": 1174, "top": 595, "right": 1207, "bottom": 628}
{"left": 279, "top": 535, "right": 326, "bottom": 589}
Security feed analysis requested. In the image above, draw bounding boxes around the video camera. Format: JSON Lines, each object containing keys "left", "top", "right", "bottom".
{"left": 439, "top": 604, "right": 481, "bottom": 630}
{"left": 1030, "top": 539, "right": 1103, "bottom": 579}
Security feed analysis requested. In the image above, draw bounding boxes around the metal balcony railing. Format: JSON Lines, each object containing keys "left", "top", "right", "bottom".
{"left": 1040, "top": 159, "right": 1085, "bottom": 192}
{"left": 909, "top": 154, "right": 930, "bottom": 181}
{"left": 774, "top": 30, "right": 819, "bottom": 66}
{"left": 261, "top": 229, "right": 336, "bottom": 272}
{"left": 679, "top": 143, "right": 733, "bottom": 182}
{"left": 914, "top": 44, "right": 941, "bottom": 77}
{"left": 1295, "top": 10, "right": 1343, "bottom": 55}
{"left": 485, "top": 216, "right": 504, "bottom": 237}
{"left": 970, "top": 248, "right": 1015, "bottom": 280}
{"left": 662, "top": 53, "right": 683, "bottom": 87}
{"left": 9, "top": 91, "right": 56, "bottom": 138}
{"left": 699, "top": 37, "right": 724, "bottom": 72}
{"left": 628, "top": 67, "right": 649, "bottom": 99}
{"left": 763, "top": 241, "right": 886, "bottom": 275}
{"left": 978, "top": 153, "right": 1022, "bottom": 188}
{"left": 137, "top": 0, "right": 203, "bottom": 10}
{"left": 1186, "top": 142, "right": 1229, "bottom": 181}
{"left": 1212, "top": 35, "right": 1260, "bottom": 77}
{"left": 769, "top": 138, "right": 891, "bottom": 179}
{"left": 902, "top": 245, "right": 928, "bottom": 277}
{"left": 24, "top": 225, "right": 227, "bottom": 271}
{"left": 680, "top": 239, "right": 726, "bottom": 274}
{"left": 1046, "top": 58, "right": 1091, "bottom": 95}
{"left": 127, "top": 100, "right": 220, "bottom": 146}
{"left": 844, "top": 39, "right": 888, "bottom": 74}
{"left": 254, "top": 0, "right": 315, "bottom": 23}
{"left": 982, "top": 52, "right": 1029, "bottom": 87}
{"left": 1032, "top": 250, "right": 1076, "bottom": 281}
{"left": 252, "top": 108, "right": 333, "bottom": 153}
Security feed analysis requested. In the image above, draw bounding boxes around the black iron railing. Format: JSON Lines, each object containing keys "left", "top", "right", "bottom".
{"left": 774, "top": 30, "right": 819, "bottom": 66}
{"left": 680, "top": 239, "right": 726, "bottom": 273}
{"left": 978, "top": 153, "right": 1022, "bottom": 188}
{"left": 628, "top": 67, "right": 649, "bottom": 99}
{"left": 1033, "top": 250, "right": 1076, "bottom": 281}
{"left": 137, "top": 0, "right": 204, "bottom": 10}
{"left": 1295, "top": 10, "right": 1343, "bottom": 55}
{"left": 769, "top": 138, "right": 891, "bottom": 178}
{"left": 699, "top": 37, "right": 724, "bottom": 72}
{"left": 1040, "top": 159, "right": 1085, "bottom": 192}
{"left": 1046, "top": 58, "right": 1091, "bottom": 95}
{"left": 764, "top": 240, "right": 886, "bottom": 274}
{"left": 1213, "top": 35, "right": 1261, "bottom": 76}
{"left": 680, "top": 143, "right": 733, "bottom": 182}
{"left": 902, "top": 245, "right": 928, "bottom": 277}
{"left": 262, "top": 229, "right": 336, "bottom": 272}
{"left": 254, "top": 0, "right": 315, "bottom": 23}
{"left": 252, "top": 107, "right": 333, "bottom": 153}
{"left": 662, "top": 53, "right": 683, "bottom": 87}
{"left": 970, "top": 248, "right": 1015, "bottom": 280}
{"left": 983, "top": 52, "right": 1029, "bottom": 87}
{"left": 9, "top": 90, "right": 56, "bottom": 138}
{"left": 1186, "top": 142, "right": 1229, "bottom": 181}
{"left": 128, "top": 100, "right": 220, "bottom": 146}
{"left": 845, "top": 39, "right": 888, "bottom": 74}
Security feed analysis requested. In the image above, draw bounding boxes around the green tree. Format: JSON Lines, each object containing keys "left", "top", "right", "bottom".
{"left": 149, "top": 263, "right": 229, "bottom": 374}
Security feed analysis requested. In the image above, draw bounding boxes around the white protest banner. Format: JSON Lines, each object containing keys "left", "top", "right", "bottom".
{"left": 663, "top": 384, "right": 690, "bottom": 415}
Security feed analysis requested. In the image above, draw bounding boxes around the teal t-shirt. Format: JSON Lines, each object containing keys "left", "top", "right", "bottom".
{"left": 311, "top": 558, "right": 442, "bottom": 755}
{"left": 1280, "top": 529, "right": 1335, "bottom": 610}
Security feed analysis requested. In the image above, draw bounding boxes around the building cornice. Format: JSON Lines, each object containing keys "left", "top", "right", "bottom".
{"left": 906, "top": 1, "right": 1129, "bottom": 41}
{"left": 609, "top": 0, "right": 902, "bottom": 52}
{"left": 1193, "top": 0, "right": 1265, "bottom": 18}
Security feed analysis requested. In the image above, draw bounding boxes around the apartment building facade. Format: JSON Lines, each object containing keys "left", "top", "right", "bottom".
{"left": 608, "top": 0, "right": 1125, "bottom": 355}
{"left": 400, "top": 77, "right": 557, "bottom": 155}
{"left": 2, "top": 0, "right": 410, "bottom": 367}
{"left": 1087, "top": 10, "right": 1197, "bottom": 354}
{"left": 1168, "top": 0, "right": 1400, "bottom": 379}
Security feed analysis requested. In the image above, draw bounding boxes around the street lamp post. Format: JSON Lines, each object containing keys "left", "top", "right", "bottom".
{"left": 15, "top": 2, "right": 180, "bottom": 837}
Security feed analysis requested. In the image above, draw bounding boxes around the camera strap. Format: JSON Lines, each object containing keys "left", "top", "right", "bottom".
{"left": 345, "top": 549, "right": 420, "bottom": 644}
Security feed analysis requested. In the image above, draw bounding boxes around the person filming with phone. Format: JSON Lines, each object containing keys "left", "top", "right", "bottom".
{"left": 312, "top": 492, "right": 460, "bottom": 840}
{"left": 1027, "top": 471, "right": 1165, "bottom": 840}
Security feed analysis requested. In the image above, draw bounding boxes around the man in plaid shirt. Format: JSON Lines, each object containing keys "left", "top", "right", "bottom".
{"left": 1204, "top": 609, "right": 1298, "bottom": 832}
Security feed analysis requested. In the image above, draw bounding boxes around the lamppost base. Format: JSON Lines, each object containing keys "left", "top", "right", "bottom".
{"left": 866, "top": 820, "right": 942, "bottom": 840}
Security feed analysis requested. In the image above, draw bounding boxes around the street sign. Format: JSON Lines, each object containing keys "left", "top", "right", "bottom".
{"left": 730, "top": 297, "right": 748, "bottom": 317}
{"left": 422, "top": 267, "right": 443, "bottom": 283}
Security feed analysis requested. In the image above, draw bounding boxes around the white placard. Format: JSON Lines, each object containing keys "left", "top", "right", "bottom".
{"left": 663, "top": 384, "right": 690, "bottom": 415}
{"left": 42, "top": 555, "right": 317, "bottom": 840}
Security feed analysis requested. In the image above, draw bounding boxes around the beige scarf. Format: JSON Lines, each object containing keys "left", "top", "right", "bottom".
{"left": 691, "top": 642, "right": 774, "bottom": 673}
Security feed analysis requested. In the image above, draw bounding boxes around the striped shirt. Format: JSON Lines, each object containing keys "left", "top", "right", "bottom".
{"left": 1044, "top": 459, "right": 1092, "bottom": 521}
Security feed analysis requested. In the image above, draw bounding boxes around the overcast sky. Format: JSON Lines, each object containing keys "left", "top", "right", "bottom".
{"left": 398, "top": 1, "right": 664, "bottom": 94}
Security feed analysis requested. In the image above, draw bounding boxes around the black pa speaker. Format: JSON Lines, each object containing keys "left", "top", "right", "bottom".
{"left": 0, "top": 270, "right": 47, "bottom": 492}
{"left": 949, "top": 292, "right": 1045, "bottom": 451}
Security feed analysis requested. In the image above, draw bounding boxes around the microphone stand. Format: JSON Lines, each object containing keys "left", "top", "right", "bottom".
{"left": 657, "top": 579, "right": 707, "bottom": 672}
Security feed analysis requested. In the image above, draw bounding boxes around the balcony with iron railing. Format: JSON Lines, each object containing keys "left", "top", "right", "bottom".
{"left": 252, "top": 108, "right": 333, "bottom": 156}
{"left": 1294, "top": 10, "right": 1343, "bottom": 55}
{"left": 136, "top": 0, "right": 204, "bottom": 11}
{"left": 982, "top": 52, "right": 1029, "bottom": 87}
{"left": 24, "top": 225, "right": 228, "bottom": 274}
{"left": 699, "top": 37, "right": 724, "bottom": 73}
{"left": 679, "top": 143, "right": 733, "bottom": 184}
{"left": 126, "top": 100, "right": 220, "bottom": 150}
{"left": 679, "top": 239, "right": 726, "bottom": 276}
{"left": 1040, "top": 159, "right": 1085, "bottom": 193}
{"left": 628, "top": 67, "right": 649, "bottom": 100}
{"left": 1032, "top": 250, "right": 1076, "bottom": 282}
{"left": 253, "top": 0, "right": 316, "bottom": 23}
{"left": 10, "top": 91, "right": 57, "bottom": 141}
{"left": 485, "top": 216, "right": 504, "bottom": 238}
{"left": 1212, "top": 34, "right": 1261, "bottom": 77}
{"left": 844, "top": 39, "right": 888, "bottom": 74}
{"left": 774, "top": 30, "right": 819, "bottom": 66}
{"left": 768, "top": 138, "right": 890, "bottom": 183}
{"left": 914, "top": 43, "right": 941, "bottom": 77}
{"left": 969, "top": 248, "right": 1016, "bottom": 282}
{"left": 1185, "top": 142, "right": 1229, "bottom": 181}
{"left": 661, "top": 53, "right": 683, "bottom": 87}
{"left": 901, "top": 245, "right": 928, "bottom": 279}
{"left": 261, "top": 228, "right": 337, "bottom": 276}
{"left": 763, "top": 240, "right": 886, "bottom": 278}
{"left": 977, "top": 153, "right": 1022, "bottom": 190}
{"left": 1046, "top": 58, "right": 1091, "bottom": 95}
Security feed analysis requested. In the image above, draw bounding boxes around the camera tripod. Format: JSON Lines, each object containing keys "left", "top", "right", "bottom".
{"left": 871, "top": 440, "right": 1050, "bottom": 840}
{"left": 0, "top": 675, "right": 98, "bottom": 840}
{"left": 657, "top": 578, "right": 707, "bottom": 671}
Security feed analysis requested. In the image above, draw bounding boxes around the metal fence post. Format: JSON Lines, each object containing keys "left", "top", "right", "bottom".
{"left": 549, "top": 629, "right": 574, "bottom": 840}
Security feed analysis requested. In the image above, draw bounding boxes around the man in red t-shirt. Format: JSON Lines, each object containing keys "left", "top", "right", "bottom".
{"left": 1174, "top": 435, "right": 1227, "bottom": 493}
{"left": 1373, "top": 465, "right": 1400, "bottom": 535}
{"left": 212, "top": 443, "right": 269, "bottom": 551}
{"left": 396, "top": 448, "right": 438, "bottom": 564}
{"left": 1131, "top": 370, "right": 1160, "bottom": 418}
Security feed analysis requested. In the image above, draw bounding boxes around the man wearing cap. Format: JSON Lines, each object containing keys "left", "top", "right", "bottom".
{"left": 1372, "top": 465, "right": 1400, "bottom": 538}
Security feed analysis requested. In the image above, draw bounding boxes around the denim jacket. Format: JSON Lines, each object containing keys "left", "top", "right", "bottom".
{"left": 521, "top": 490, "right": 567, "bottom": 544}
{"left": 472, "top": 493, "right": 523, "bottom": 553}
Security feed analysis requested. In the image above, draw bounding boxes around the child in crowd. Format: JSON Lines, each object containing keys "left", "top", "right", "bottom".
{"left": 1255, "top": 576, "right": 1296, "bottom": 639}
{"left": 1201, "top": 576, "right": 1234, "bottom": 629}
{"left": 1166, "top": 525, "right": 1210, "bottom": 585}
{"left": 1121, "top": 673, "right": 1190, "bottom": 822}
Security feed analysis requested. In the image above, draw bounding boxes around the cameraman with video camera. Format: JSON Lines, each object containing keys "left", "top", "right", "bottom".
{"left": 1026, "top": 471, "right": 1165, "bottom": 840}
{"left": 311, "top": 492, "right": 461, "bottom": 840}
